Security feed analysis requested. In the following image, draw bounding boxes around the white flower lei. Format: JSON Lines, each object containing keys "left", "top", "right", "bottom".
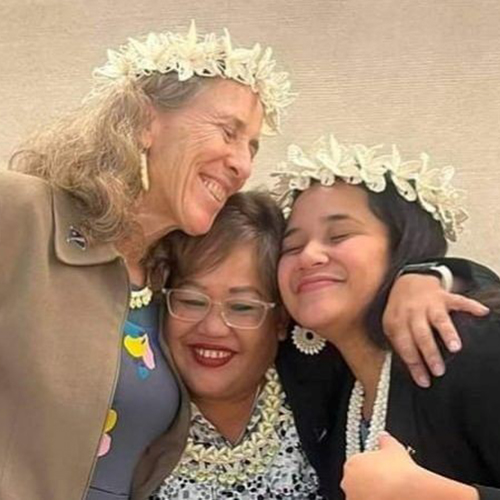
{"left": 170, "top": 367, "right": 294, "bottom": 486}
{"left": 271, "top": 135, "right": 468, "bottom": 241}
{"left": 92, "top": 21, "right": 294, "bottom": 133}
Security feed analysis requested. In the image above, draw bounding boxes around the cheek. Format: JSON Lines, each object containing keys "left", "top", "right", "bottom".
{"left": 165, "top": 319, "right": 189, "bottom": 350}
{"left": 244, "top": 331, "right": 278, "bottom": 366}
{"left": 277, "top": 260, "right": 292, "bottom": 296}
{"left": 347, "top": 245, "right": 388, "bottom": 297}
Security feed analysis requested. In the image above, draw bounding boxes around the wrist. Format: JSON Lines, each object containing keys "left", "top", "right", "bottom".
{"left": 398, "top": 263, "right": 454, "bottom": 292}
{"left": 409, "top": 466, "right": 479, "bottom": 500}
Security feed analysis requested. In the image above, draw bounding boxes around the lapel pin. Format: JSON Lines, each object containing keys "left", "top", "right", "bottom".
{"left": 66, "top": 226, "right": 87, "bottom": 250}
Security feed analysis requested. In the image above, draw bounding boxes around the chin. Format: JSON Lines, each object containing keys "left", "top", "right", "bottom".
{"left": 294, "top": 307, "right": 339, "bottom": 332}
{"left": 183, "top": 212, "right": 218, "bottom": 236}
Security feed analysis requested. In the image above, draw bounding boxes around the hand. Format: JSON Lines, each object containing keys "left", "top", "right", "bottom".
{"left": 341, "top": 433, "right": 420, "bottom": 500}
{"left": 383, "top": 274, "right": 489, "bottom": 387}
{"left": 341, "top": 433, "right": 479, "bottom": 500}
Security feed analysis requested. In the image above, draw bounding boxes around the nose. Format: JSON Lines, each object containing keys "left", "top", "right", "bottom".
{"left": 197, "top": 304, "right": 231, "bottom": 338}
{"left": 227, "top": 142, "right": 253, "bottom": 181}
{"left": 298, "top": 240, "right": 329, "bottom": 269}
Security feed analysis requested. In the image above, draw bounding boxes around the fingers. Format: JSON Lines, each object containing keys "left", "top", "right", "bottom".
{"left": 446, "top": 293, "right": 489, "bottom": 316}
{"left": 427, "top": 305, "right": 462, "bottom": 353}
{"left": 425, "top": 294, "right": 489, "bottom": 354}
{"left": 384, "top": 322, "right": 431, "bottom": 388}
{"left": 377, "top": 431, "right": 405, "bottom": 452}
{"left": 409, "top": 311, "right": 446, "bottom": 376}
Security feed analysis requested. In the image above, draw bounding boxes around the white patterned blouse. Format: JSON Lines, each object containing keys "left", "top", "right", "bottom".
{"left": 151, "top": 368, "right": 323, "bottom": 500}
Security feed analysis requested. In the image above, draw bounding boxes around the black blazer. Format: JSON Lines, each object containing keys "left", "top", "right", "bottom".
{"left": 277, "top": 259, "right": 500, "bottom": 500}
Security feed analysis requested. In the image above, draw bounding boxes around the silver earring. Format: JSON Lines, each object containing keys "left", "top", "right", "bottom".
{"left": 291, "top": 325, "right": 326, "bottom": 355}
{"left": 140, "top": 150, "right": 150, "bottom": 192}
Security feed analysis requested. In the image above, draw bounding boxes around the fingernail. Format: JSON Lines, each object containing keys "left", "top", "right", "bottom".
{"left": 431, "top": 362, "right": 445, "bottom": 377}
{"left": 417, "top": 375, "right": 431, "bottom": 388}
{"left": 480, "top": 305, "right": 490, "bottom": 314}
{"left": 448, "top": 340, "right": 461, "bottom": 352}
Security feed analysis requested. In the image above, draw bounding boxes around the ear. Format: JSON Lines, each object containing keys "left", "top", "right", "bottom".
{"left": 139, "top": 102, "right": 160, "bottom": 150}
{"left": 274, "top": 306, "right": 290, "bottom": 342}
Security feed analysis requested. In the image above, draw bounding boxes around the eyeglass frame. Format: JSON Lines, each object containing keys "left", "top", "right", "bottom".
{"left": 162, "top": 287, "right": 277, "bottom": 330}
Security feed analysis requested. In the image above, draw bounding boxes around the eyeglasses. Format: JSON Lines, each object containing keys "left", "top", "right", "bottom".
{"left": 163, "top": 288, "right": 276, "bottom": 329}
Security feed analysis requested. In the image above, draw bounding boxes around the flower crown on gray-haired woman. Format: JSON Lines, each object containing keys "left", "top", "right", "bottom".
{"left": 0, "top": 22, "right": 293, "bottom": 500}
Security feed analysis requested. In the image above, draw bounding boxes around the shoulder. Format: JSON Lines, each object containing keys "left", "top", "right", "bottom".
{"left": 0, "top": 171, "right": 56, "bottom": 256}
{"left": 415, "top": 312, "right": 500, "bottom": 402}
{"left": 277, "top": 336, "right": 347, "bottom": 400}
{"left": 277, "top": 337, "right": 350, "bottom": 448}
{"left": 0, "top": 170, "right": 52, "bottom": 214}
{"left": 447, "top": 312, "right": 500, "bottom": 379}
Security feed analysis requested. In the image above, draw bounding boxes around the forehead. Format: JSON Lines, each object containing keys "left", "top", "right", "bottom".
{"left": 190, "top": 78, "right": 263, "bottom": 112}
{"left": 289, "top": 183, "right": 372, "bottom": 224}
{"left": 186, "top": 242, "right": 264, "bottom": 290}
{"left": 186, "top": 79, "right": 264, "bottom": 130}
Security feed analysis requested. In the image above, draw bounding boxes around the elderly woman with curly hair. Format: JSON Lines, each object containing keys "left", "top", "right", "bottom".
{"left": 0, "top": 23, "right": 292, "bottom": 500}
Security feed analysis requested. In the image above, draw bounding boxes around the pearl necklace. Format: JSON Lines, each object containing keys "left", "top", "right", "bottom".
{"left": 129, "top": 285, "right": 153, "bottom": 309}
{"left": 345, "top": 351, "right": 392, "bottom": 458}
{"left": 171, "top": 367, "right": 294, "bottom": 486}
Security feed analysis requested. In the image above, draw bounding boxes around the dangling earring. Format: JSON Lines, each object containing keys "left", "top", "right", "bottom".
{"left": 291, "top": 325, "right": 326, "bottom": 355}
{"left": 140, "top": 150, "right": 150, "bottom": 192}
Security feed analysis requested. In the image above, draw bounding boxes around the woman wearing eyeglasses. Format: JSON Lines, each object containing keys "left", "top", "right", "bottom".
{"left": 151, "top": 191, "right": 324, "bottom": 499}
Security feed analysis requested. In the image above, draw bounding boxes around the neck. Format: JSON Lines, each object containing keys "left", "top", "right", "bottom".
{"left": 325, "top": 326, "right": 386, "bottom": 419}
{"left": 117, "top": 198, "right": 177, "bottom": 286}
{"left": 135, "top": 192, "right": 179, "bottom": 249}
{"left": 193, "top": 385, "right": 260, "bottom": 445}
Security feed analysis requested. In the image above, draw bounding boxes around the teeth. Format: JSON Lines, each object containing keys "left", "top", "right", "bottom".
{"left": 194, "top": 348, "right": 233, "bottom": 360}
{"left": 201, "top": 177, "right": 226, "bottom": 202}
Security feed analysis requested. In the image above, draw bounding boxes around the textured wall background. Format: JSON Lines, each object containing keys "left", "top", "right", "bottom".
{"left": 1, "top": 0, "right": 499, "bottom": 270}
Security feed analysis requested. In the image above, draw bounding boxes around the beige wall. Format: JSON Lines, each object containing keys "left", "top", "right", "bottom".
{"left": 1, "top": 0, "right": 499, "bottom": 270}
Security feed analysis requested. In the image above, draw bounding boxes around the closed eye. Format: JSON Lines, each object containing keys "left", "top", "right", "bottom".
{"left": 177, "top": 298, "right": 207, "bottom": 309}
{"left": 222, "top": 126, "right": 237, "bottom": 141}
{"left": 329, "top": 233, "right": 351, "bottom": 243}
{"left": 280, "top": 245, "right": 303, "bottom": 256}
{"left": 249, "top": 140, "right": 259, "bottom": 159}
{"left": 227, "top": 301, "right": 262, "bottom": 316}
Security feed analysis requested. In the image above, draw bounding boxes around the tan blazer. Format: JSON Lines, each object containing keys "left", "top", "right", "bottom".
{"left": 0, "top": 170, "right": 189, "bottom": 500}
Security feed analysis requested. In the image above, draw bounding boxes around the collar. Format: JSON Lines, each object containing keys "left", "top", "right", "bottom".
{"left": 52, "top": 185, "right": 120, "bottom": 266}
{"left": 188, "top": 368, "right": 277, "bottom": 447}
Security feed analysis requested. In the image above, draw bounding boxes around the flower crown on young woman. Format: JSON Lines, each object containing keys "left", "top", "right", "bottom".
{"left": 270, "top": 135, "right": 469, "bottom": 241}
{"left": 92, "top": 21, "right": 294, "bottom": 133}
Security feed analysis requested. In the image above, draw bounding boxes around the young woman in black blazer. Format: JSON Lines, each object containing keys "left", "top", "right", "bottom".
{"left": 274, "top": 136, "right": 500, "bottom": 500}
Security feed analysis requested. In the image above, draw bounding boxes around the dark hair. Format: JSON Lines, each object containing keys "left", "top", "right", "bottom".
{"left": 162, "top": 190, "right": 285, "bottom": 303}
{"left": 359, "top": 180, "right": 448, "bottom": 348}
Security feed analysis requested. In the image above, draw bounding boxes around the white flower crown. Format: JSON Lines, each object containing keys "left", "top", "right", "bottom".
{"left": 92, "top": 21, "right": 294, "bottom": 133}
{"left": 271, "top": 135, "right": 468, "bottom": 241}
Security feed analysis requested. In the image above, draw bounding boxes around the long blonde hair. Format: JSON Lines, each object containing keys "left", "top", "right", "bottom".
{"left": 9, "top": 74, "right": 207, "bottom": 243}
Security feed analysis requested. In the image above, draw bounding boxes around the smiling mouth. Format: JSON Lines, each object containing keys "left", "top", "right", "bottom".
{"left": 297, "top": 279, "right": 343, "bottom": 294}
{"left": 191, "top": 347, "right": 235, "bottom": 367}
{"left": 200, "top": 176, "right": 227, "bottom": 203}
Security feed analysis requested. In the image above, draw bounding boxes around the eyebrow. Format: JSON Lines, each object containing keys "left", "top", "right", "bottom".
{"left": 283, "top": 213, "right": 357, "bottom": 239}
{"left": 175, "top": 281, "right": 264, "bottom": 298}
{"left": 228, "top": 286, "right": 264, "bottom": 298}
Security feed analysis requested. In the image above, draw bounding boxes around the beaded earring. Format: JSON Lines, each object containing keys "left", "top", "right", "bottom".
{"left": 291, "top": 325, "right": 326, "bottom": 355}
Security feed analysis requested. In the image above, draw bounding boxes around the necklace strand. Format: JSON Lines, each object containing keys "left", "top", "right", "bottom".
{"left": 345, "top": 351, "right": 392, "bottom": 458}
{"left": 172, "top": 367, "right": 293, "bottom": 486}
{"left": 129, "top": 285, "right": 153, "bottom": 309}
